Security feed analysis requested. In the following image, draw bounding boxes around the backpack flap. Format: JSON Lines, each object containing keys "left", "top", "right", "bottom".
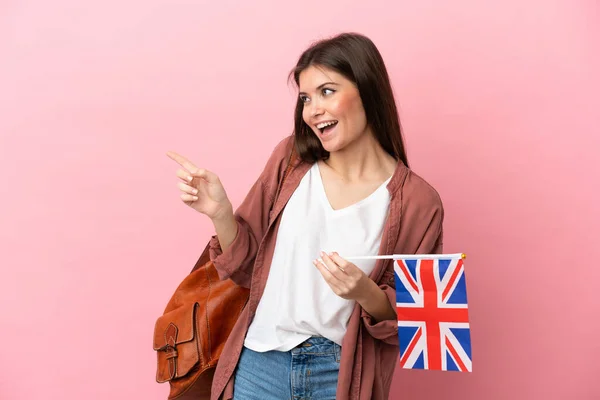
{"left": 153, "top": 302, "right": 200, "bottom": 382}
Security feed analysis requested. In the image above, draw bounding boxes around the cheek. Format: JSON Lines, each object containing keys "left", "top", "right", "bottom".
{"left": 339, "top": 96, "right": 367, "bottom": 129}
{"left": 334, "top": 93, "right": 361, "bottom": 116}
{"left": 330, "top": 97, "right": 347, "bottom": 116}
{"left": 302, "top": 107, "right": 311, "bottom": 127}
{"left": 351, "top": 96, "right": 367, "bottom": 119}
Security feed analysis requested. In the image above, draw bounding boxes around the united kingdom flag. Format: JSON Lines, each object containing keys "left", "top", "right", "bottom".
{"left": 394, "top": 255, "right": 472, "bottom": 372}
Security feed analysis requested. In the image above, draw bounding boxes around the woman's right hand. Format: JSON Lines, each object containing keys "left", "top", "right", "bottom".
{"left": 166, "top": 151, "right": 233, "bottom": 221}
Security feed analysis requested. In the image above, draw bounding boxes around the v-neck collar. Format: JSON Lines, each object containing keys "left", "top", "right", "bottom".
{"left": 312, "top": 162, "right": 392, "bottom": 215}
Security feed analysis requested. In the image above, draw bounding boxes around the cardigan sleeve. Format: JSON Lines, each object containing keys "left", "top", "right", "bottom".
{"left": 208, "top": 136, "right": 294, "bottom": 288}
{"left": 361, "top": 190, "right": 444, "bottom": 345}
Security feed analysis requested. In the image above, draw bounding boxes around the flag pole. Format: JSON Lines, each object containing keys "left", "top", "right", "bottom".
{"left": 344, "top": 253, "right": 466, "bottom": 261}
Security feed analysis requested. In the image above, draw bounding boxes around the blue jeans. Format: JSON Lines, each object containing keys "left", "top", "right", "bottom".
{"left": 233, "top": 337, "right": 341, "bottom": 400}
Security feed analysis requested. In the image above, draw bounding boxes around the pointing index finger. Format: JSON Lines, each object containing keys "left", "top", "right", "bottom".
{"left": 167, "top": 151, "right": 198, "bottom": 172}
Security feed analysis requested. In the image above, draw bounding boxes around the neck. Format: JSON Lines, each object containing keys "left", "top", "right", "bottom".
{"left": 324, "top": 130, "right": 396, "bottom": 182}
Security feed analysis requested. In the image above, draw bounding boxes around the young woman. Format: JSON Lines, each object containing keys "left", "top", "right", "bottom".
{"left": 168, "top": 32, "right": 444, "bottom": 400}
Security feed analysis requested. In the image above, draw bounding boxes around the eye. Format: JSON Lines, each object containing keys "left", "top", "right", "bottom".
{"left": 322, "top": 88, "right": 335, "bottom": 96}
{"left": 299, "top": 95, "right": 310, "bottom": 103}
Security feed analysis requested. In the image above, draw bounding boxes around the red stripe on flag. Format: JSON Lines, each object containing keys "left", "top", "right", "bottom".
{"left": 400, "top": 326, "right": 422, "bottom": 368}
{"left": 445, "top": 336, "right": 468, "bottom": 372}
{"left": 397, "top": 308, "right": 469, "bottom": 323}
{"left": 442, "top": 259, "right": 463, "bottom": 303}
{"left": 419, "top": 259, "right": 442, "bottom": 370}
{"left": 397, "top": 260, "right": 419, "bottom": 294}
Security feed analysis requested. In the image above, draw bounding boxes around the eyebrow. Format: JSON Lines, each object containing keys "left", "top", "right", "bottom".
{"left": 298, "top": 81, "right": 339, "bottom": 95}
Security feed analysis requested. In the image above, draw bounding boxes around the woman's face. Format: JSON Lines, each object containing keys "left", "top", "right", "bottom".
{"left": 299, "top": 65, "right": 370, "bottom": 153}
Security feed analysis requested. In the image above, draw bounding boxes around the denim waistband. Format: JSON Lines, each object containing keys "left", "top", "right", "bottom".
{"left": 292, "top": 336, "right": 341, "bottom": 356}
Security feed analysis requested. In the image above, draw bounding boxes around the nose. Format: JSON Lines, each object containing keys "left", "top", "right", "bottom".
{"left": 309, "top": 98, "right": 324, "bottom": 118}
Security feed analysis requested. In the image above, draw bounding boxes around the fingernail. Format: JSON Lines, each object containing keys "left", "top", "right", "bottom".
{"left": 187, "top": 176, "right": 192, "bottom": 182}
{"left": 192, "top": 189, "right": 198, "bottom": 194}
{"left": 320, "top": 251, "right": 325, "bottom": 257}
{"left": 193, "top": 196, "right": 198, "bottom": 201}
{"left": 329, "top": 252, "right": 334, "bottom": 257}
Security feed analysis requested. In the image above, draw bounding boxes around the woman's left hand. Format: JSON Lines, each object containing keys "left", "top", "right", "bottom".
{"left": 313, "top": 251, "right": 373, "bottom": 302}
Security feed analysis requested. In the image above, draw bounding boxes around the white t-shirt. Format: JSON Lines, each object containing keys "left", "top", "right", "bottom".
{"left": 244, "top": 162, "right": 391, "bottom": 352}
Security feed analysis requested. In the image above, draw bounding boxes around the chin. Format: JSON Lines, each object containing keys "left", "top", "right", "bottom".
{"left": 313, "top": 126, "right": 351, "bottom": 153}
{"left": 320, "top": 138, "right": 343, "bottom": 153}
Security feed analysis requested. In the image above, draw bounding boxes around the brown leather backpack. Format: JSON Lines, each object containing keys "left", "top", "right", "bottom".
{"left": 153, "top": 145, "right": 295, "bottom": 399}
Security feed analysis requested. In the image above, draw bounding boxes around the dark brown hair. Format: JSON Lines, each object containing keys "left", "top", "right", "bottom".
{"left": 289, "top": 32, "right": 409, "bottom": 167}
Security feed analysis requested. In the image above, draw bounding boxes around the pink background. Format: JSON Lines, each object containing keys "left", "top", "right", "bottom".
{"left": 1, "top": 1, "right": 598, "bottom": 399}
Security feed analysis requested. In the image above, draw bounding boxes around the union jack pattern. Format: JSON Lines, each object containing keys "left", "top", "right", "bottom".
{"left": 394, "top": 256, "right": 472, "bottom": 372}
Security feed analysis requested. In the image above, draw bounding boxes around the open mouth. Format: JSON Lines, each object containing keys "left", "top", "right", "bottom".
{"left": 317, "top": 120, "right": 338, "bottom": 134}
